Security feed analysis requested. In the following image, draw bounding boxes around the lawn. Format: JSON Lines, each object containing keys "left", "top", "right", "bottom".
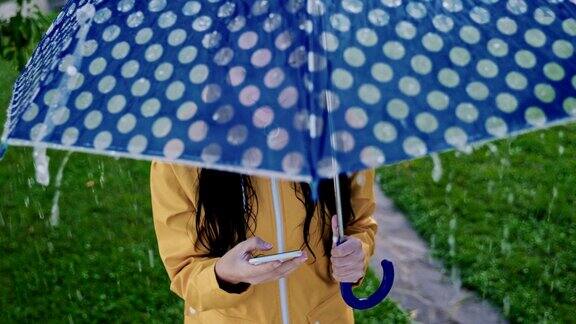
{"left": 0, "top": 60, "right": 409, "bottom": 322}
{"left": 378, "top": 125, "right": 576, "bottom": 323}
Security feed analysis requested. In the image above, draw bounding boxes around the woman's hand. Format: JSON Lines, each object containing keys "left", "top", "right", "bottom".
{"left": 215, "top": 236, "right": 308, "bottom": 286}
{"left": 330, "top": 215, "right": 366, "bottom": 283}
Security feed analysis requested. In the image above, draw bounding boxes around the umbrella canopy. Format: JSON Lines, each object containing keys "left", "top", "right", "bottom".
{"left": 1, "top": 0, "right": 575, "bottom": 313}
{"left": 3, "top": 0, "right": 575, "bottom": 182}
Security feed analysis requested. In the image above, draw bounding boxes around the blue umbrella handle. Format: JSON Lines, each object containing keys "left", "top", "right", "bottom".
{"left": 339, "top": 259, "right": 395, "bottom": 310}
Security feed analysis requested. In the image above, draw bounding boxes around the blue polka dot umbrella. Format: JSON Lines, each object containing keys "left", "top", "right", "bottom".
{"left": 1, "top": 0, "right": 576, "bottom": 312}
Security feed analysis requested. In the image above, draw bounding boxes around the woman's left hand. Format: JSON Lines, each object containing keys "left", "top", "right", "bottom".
{"left": 330, "top": 215, "right": 366, "bottom": 283}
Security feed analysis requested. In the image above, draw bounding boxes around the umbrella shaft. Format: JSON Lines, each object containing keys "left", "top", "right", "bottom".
{"left": 333, "top": 176, "right": 345, "bottom": 240}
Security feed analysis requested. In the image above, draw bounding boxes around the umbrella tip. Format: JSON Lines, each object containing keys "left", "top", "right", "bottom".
{"left": 0, "top": 141, "right": 7, "bottom": 160}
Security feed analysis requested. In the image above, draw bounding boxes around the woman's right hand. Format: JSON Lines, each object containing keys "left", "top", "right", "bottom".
{"left": 215, "top": 236, "right": 308, "bottom": 285}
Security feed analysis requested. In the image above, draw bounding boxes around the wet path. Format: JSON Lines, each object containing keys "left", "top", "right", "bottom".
{"left": 370, "top": 185, "right": 507, "bottom": 324}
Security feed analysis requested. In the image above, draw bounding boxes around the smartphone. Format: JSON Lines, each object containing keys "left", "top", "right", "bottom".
{"left": 248, "top": 250, "right": 303, "bottom": 266}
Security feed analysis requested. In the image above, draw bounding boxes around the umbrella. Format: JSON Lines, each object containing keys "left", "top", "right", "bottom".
{"left": 1, "top": 0, "right": 576, "bottom": 315}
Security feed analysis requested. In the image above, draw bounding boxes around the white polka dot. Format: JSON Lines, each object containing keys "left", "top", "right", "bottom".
{"left": 371, "top": 63, "right": 393, "bottom": 82}
{"left": 487, "top": 38, "right": 509, "bottom": 57}
{"left": 253, "top": 106, "right": 274, "bottom": 128}
{"left": 182, "top": 1, "right": 201, "bottom": 16}
{"left": 399, "top": 77, "right": 421, "bottom": 96}
{"left": 415, "top": 112, "right": 438, "bottom": 133}
{"left": 356, "top": 28, "right": 378, "bottom": 46}
{"left": 331, "top": 131, "right": 355, "bottom": 152}
{"left": 422, "top": 32, "right": 444, "bottom": 52}
{"left": 201, "top": 84, "right": 222, "bottom": 103}
{"left": 227, "top": 66, "right": 246, "bottom": 86}
{"left": 149, "top": 0, "right": 166, "bottom": 12}
{"left": 459, "top": 25, "right": 481, "bottom": 44}
{"left": 477, "top": 59, "right": 499, "bottom": 78}
{"left": 242, "top": 148, "right": 263, "bottom": 168}
{"left": 505, "top": 72, "right": 528, "bottom": 90}
{"left": 562, "top": 18, "right": 576, "bottom": 36}
{"left": 341, "top": 0, "right": 363, "bottom": 13}
{"left": 89, "top": 57, "right": 107, "bottom": 75}
{"left": 534, "top": 83, "right": 556, "bottom": 103}
{"left": 50, "top": 106, "right": 70, "bottom": 126}
{"left": 279, "top": 87, "right": 298, "bottom": 108}
{"left": 152, "top": 117, "right": 172, "bottom": 138}
{"left": 121, "top": 60, "right": 140, "bottom": 78}
{"left": 524, "top": 29, "right": 546, "bottom": 48}
{"left": 360, "top": 146, "right": 385, "bottom": 167}
{"left": 345, "top": 107, "right": 368, "bottom": 129}
{"left": 534, "top": 7, "right": 555, "bottom": 26}
{"left": 497, "top": 17, "right": 517, "bottom": 35}
{"left": 166, "top": 81, "right": 186, "bottom": 101}
{"left": 155, "top": 63, "right": 174, "bottom": 81}
{"left": 127, "top": 135, "right": 148, "bottom": 154}
{"left": 563, "top": 97, "right": 576, "bottom": 116}
{"left": 145, "top": 44, "right": 164, "bottom": 62}
{"left": 239, "top": 85, "right": 261, "bottom": 106}
{"left": 201, "top": 144, "right": 221, "bottom": 164}
{"left": 192, "top": 16, "right": 212, "bottom": 31}
{"left": 84, "top": 111, "right": 103, "bottom": 130}
{"left": 227, "top": 125, "right": 248, "bottom": 146}
{"left": 319, "top": 32, "right": 339, "bottom": 51}
{"left": 445, "top": 127, "right": 468, "bottom": 148}
{"left": 163, "top": 139, "right": 184, "bottom": 159}
{"left": 466, "top": 81, "right": 490, "bottom": 101}
{"left": 485, "top": 117, "right": 508, "bottom": 137}
{"left": 358, "top": 84, "right": 381, "bottom": 104}
{"left": 330, "top": 13, "right": 351, "bottom": 33}
{"left": 387, "top": 98, "right": 409, "bottom": 119}
{"left": 344, "top": 47, "right": 366, "bottom": 67}
{"left": 117, "top": 113, "right": 136, "bottom": 134}
{"left": 267, "top": 128, "right": 289, "bottom": 150}
{"left": 455, "top": 103, "right": 478, "bottom": 123}
{"left": 496, "top": 93, "right": 518, "bottom": 113}
{"left": 141, "top": 98, "right": 161, "bottom": 117}
{"left": 411, "top": 55, "right": 432, "bottom": 75}
{"left": 178, "top": 46, "right": 198, "bottom": 64}
{"left": 131, "top": 78, "right": 151, "bottom": 97}
{"left": 525, "top": 106, "right": 547, "bottom": 127}
{"left": 449, "top": 47, "right": 471, "bottom": 66}
{"left": 275, "top": 31, "right": 293, "bottom": 51}
{"left": 158, "top": 11, "right": 177, "bottom": 28}
{"left": 403, "top": 136, "right": 427, "bottom": 157}
{"left": 61, "top": 127, "right": 79, "bottom": 146}
{"left": 543, "top": 62, "right": 565, "bottom": 81}
{"left": 188, "top": 121, "right": 208, "bottom": 142}
{"left": 94, "top": 131, "right": 113, "bottom": 150}
{"left": 214, "top": 47, "right": 234, "bottom": 66}
{"left": 438, "top": 68, "right": 460, "bottom": 88}
{"left": 107, "top": 95, "right": 126, "bottom": 114}
{"left": 102, "top": 25, "right": 120, "bottom": 42}
{"left": 177, "top": 101, "right": 197, "bottom": 121}
{"left": 75, "top": 92, "right": 93, "bottom": 110}
{"left": 432, "top": 14, "right": 454, "bottom": 33}
{"left": 515, "top": 50, "right": 537, "bottom": 69}
{"left": 213, "top": 105, "right": 234, "bottom": 124}
{"left": 368, "top": 9, "right": 390, "bottom": 26}
{"left": 168, "top": 29, "right": 187, "bottom": 46}
{"left": 98, "top": 75, "right": 116, "bottom": 94}
{"left": 552, "top": 40, "right": 574, "bottom": 59}
{"left": 135, "top": 28, "right": 153, "bottom": 45}
{"left": 22, "top": 103, "right": 39, "bottom": 122}
{"left": 282, "top": 152, "right": 304, "bottom": 174}
{"left": 382, "top": 41, "right": 405, "bottom": 60}
{"left": 427, "top": 91, "right": 449, "bottom": 110}
{"left": 111, "top": 42, "right": 130, "bottom": 59}
{"left": 374, "top": 121, "right": 397, "bottom": 143}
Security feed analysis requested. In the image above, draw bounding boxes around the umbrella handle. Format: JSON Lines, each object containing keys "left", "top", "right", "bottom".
{"left": 339, "top": 259, "right": 395, "bottom": 310}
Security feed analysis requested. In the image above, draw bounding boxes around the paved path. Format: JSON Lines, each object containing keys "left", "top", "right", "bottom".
{"left": 370, "top": 185, "right": 507, "bottom": 324}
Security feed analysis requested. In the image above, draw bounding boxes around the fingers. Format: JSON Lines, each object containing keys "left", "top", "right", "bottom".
{"left": 242, "top": 236, "right": 272, "bottom": 253}
{"left": 332, "top": 269, "right": 363, "bottom": 283}
{"left": 252, "top": 252, "right": 308, "bottom": 284}
{"left": 331, "top": 237, "right": 362, "bottom": 258}
{"left": 331, "top": 215, "right": 339, "bottom": 248}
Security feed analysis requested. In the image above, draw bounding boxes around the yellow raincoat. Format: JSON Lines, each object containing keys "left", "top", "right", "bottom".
{"left": 150, "top": 161, "right": 377, "bottom": 323}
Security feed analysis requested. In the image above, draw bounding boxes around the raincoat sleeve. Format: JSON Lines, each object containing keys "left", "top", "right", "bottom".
{"left": 346, "top": 168, "right": 378, "bottom": 287}
{"left": 150, "top": 161, "right": 254, "bottom": 313}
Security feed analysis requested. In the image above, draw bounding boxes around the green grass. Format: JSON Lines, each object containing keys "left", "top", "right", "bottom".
{"left": 0, "top": 60, "right": 408, "bottom": 322}
{"left": 378, "top": 126, "right": 576, "bottom": 323}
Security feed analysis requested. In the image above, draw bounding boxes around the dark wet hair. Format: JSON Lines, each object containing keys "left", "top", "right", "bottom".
{"left": 191, "top": 168, "right": 355, "bottom": 260}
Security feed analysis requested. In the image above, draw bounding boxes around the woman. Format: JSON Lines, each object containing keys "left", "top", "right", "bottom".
{"left": 150, "top": 161, "right": 377, "bottom": 323}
